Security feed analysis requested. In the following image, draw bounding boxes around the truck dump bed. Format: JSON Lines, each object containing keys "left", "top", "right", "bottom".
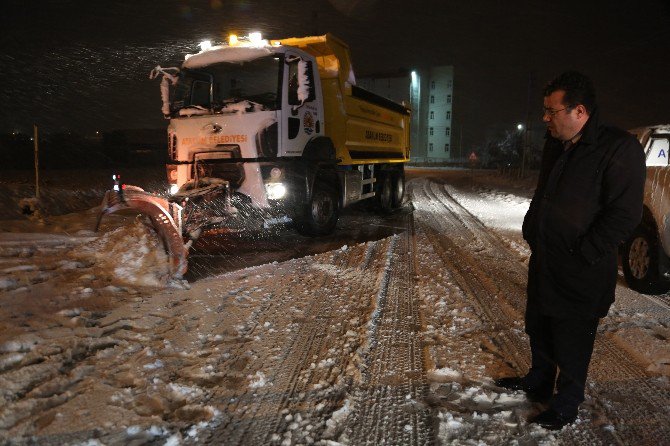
{"left": 274, "top": 34, "right": 411, "bottom": 165}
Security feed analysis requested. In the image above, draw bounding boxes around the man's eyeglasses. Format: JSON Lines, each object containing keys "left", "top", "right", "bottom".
{"left": 543, "top": 107, "right": 570, "bottom": 117}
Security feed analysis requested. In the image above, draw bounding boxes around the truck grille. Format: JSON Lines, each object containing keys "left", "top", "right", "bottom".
{"left": 192, "top": 145, "right": 245, "bottom": 188}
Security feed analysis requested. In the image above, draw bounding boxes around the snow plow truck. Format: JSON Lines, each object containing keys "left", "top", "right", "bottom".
{"left": 96, "top": 33, "right": 411, "bottom": 278}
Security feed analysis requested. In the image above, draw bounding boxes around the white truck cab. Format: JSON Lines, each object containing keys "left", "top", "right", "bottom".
{"left": 159, "top": 40, "right": 325, "bottom": 212}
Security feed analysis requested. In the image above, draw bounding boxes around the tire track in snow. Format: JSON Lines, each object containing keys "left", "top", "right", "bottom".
{"left": 642, "top": 293, "right": 670, "bottom": 311}
{"left": 343, "top": 212, "right": 435, "bottom": 446}
{"left": 413, "top": 179, "right": 530, "bottom": 372}
{"left": 426, "top": 179, "right": 529, "bottom": 313}
{"left": 203, "top": 238, "right": 394, "bottom": 445}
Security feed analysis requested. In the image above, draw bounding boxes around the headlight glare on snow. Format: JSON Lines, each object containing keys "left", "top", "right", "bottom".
{"left": 265, "top": 182, "right": 286, "bottom": 200}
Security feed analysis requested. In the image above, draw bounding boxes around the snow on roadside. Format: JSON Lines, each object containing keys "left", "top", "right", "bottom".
{"left": 443, "top": 182, "right": 531, "bottom": 233}
{"left": 442, "top": 179, "right": 532, "bottom": 263}
{"left": 603, "top": 291, "right": 670, "bottom": 375}
{"left": 0, "top": 216, "right": 174, "bottom": 318}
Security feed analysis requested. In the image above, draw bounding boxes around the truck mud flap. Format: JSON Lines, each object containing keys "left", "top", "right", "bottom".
{"left": 95, "top": 188, "right": 188, "bottom": 278}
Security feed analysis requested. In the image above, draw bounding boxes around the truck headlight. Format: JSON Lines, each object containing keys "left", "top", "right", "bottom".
{"left": 265, "top": 182, "right": 287, "bottom": 200}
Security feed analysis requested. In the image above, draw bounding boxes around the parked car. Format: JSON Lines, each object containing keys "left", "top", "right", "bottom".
{"left": 622, "top": 124, "right": 670, "bottom": 294}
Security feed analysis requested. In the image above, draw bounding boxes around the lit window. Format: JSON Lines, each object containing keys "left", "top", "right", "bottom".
{"left": 429, "top": 143, "right": 433, "bottom": 152}
{"left": 430, "top": 127, "right": 434, "bottom": 135}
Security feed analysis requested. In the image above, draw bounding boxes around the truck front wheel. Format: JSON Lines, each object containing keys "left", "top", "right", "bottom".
{"left": 294, "top": 178, "right": 339, "bottom": 236}
{"left": 622, "top": 225, "right": 670, "bottom": 294}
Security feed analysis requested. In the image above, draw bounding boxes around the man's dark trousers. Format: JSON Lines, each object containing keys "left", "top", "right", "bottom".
{"left": 524, "top": 292, "right": 599, "bottom": 417}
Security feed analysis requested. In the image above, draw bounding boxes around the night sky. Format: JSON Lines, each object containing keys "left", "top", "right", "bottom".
{"left": 2, "top": 0, "right": 669, "bottom": 149}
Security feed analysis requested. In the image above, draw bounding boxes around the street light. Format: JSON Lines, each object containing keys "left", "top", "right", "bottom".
{"left": 517, "top": 123, "right": 525, "bottom": 131}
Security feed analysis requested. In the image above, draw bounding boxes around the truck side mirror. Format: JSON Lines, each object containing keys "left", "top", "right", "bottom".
{"left": 287, "top": 58, "right": 316, "bottom": 110}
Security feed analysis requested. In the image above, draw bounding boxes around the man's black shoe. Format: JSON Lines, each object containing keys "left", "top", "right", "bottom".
{"left": 528, "top": 408, "right": 576, "bottom": 430}
{"left": 494, "top": 376, "right": 525, "bottom": 391}
{"left": 495, "top": 377, "right": 553, "bottom": 402}
{"left": 525, "top": 389, "right": 553, "bottom": 403}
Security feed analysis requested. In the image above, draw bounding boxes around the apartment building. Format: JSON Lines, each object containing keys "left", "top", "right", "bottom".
{"left": 358, "top": 65, "right": 454, "bottom": 162}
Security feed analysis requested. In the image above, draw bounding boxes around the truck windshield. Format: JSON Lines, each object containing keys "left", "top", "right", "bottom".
{"left": 171, "top": 55, "right": 282, "bottom": 115}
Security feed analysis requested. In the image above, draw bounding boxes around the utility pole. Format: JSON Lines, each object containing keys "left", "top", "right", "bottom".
{"left": 33, "top": 124, "right": 40, "bottom": 199}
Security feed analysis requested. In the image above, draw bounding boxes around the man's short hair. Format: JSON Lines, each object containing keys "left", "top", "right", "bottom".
{"left": 544, "top": 71, "right": 596, "bottom": 114}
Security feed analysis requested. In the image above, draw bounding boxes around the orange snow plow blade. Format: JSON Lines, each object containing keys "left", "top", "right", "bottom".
{"left": 95, "top": 187, "right": 188, "bottom": 278}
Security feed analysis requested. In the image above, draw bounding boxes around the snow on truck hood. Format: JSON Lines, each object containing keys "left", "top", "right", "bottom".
{"left": 183, "top": 46, "right": 274, "bottom": 68}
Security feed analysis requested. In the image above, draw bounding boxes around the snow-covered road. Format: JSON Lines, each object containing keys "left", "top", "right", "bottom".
{"left": 0, "top": 169, "right": 668, "bottom": 445}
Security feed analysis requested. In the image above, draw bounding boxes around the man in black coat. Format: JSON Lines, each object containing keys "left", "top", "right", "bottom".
{"left": 496, "top": 71, "right": 646, "bottom": 429}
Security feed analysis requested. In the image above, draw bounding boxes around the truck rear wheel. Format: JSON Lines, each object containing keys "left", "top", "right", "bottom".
{"left": 391, "top": 169, "right": 405, "bottom": 209}
{"left": 377, "top": 174, "right": 394, "bottom": 213}
{"left": 377, "top": 168, "right": 404, "bottom": 213}
{"left": 294, "top": 177, "right": 339, "bottom": 236}
{"left": 622, "top": 225, "right": 670, "bottom": 294}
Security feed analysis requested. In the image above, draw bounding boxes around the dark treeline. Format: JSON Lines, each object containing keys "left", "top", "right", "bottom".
{"left": 1, "top": 127, "right": 542, "bottom": 171}
{"left": 0, "top": 129, "right": 167, "bottom": 170}
{"left": 463, "top": 127, "right": 543, "bottom": 172}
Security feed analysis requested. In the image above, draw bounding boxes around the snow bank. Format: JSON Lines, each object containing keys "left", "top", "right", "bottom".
{"left": 74, "top": 220, "right": 170, "bottom": 287}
